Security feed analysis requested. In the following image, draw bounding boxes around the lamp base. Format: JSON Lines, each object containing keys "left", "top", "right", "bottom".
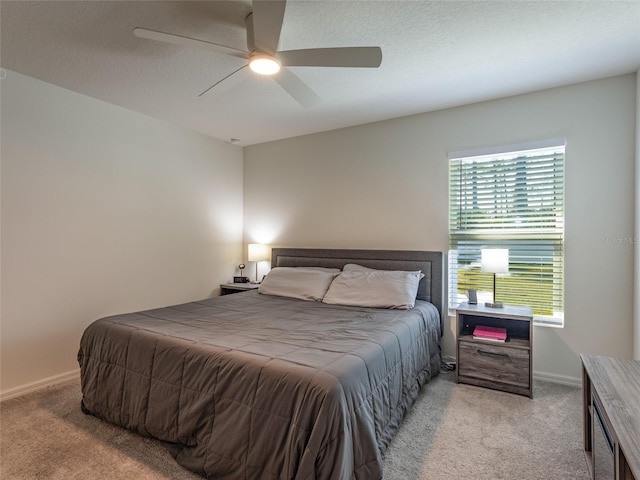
{"left": 484, "top": 301, "right": 504, "bottom": 308}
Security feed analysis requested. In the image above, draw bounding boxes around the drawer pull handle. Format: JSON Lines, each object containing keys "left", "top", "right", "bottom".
{"left": 478, "top": 349, "right": 509, "bottom": 359}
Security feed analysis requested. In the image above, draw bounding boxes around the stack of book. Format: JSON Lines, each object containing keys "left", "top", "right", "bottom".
{"left": 473, "top": 325, "right": 507, "bottom": 342}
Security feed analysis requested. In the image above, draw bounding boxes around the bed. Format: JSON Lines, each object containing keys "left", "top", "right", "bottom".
{"left": 78, "top": 248, "right": 445, "bottom": 479}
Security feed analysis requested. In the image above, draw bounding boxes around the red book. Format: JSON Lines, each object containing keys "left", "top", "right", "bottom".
{"left": 473, "top": 325, "right": 507, "bottom": 341}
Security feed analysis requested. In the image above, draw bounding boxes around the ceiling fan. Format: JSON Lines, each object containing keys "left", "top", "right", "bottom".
{"left": 133, "top": 0, "right": 382, "bottom": 107}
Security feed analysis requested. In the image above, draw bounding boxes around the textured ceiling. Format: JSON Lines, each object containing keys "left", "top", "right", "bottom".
{"left": 2, "top": 1, "right": 639, "bottom": 146}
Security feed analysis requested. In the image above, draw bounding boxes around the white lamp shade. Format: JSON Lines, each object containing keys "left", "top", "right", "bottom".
{"left": 248, "top": 243, "right": 269, "bottom": 262}
{"left": 481, "top": 249, "right": 509, "bottom": 274}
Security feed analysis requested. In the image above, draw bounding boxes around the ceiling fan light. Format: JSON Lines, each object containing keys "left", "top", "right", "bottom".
{"left": 249, "top": 54, "right": 281, "bottom": 75}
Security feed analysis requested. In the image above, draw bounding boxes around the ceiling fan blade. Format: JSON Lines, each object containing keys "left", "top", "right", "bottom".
{"left": 272, "top": 68, "right": 321, "bottom": 108}
{"left": 199, "top": 65, "right": 250, "bottom": 97}
{"left": 134, "top": 28, "right": 249, "bottom": 60}
{"left": 278, "top": 47, "right": 382, "bottom": 68}
{"left": 251, "top": 0, "right": 287, "bottom": 55}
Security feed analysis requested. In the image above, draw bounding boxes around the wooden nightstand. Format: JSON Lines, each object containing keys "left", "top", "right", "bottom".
{"left": 220, "top": 283, "right": 260, "bottom": 295}
{"left": 455, "top": 302, "right": 533, "bottom": 397}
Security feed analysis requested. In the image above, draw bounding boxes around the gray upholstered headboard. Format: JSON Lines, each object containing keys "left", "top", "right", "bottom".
{"left": 271, "top": 248, "right": 445, "bottom": 321}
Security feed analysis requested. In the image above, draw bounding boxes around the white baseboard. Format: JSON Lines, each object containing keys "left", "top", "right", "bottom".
{"left": 0, "top": 369, "right": 80, "bottom": 402}
{"left": 533, "top": 370, "right": 582, "bottom": 387}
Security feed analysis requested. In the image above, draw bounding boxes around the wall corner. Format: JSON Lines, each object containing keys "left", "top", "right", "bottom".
{"left": 634, "top": 71, "right": 640, "bottom": 360}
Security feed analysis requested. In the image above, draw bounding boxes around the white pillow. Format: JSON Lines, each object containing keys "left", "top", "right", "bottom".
{"left": 258, "top": 267, "right": 339, "bottom": 301}
{"left": 343, "top": 263, "right": 377, "bottom": 272}
{"left": 322, "top": 269, "right": 423, "bottom": 309}
{"left": 343, "top": 263, "right": 425, "bottom": 279}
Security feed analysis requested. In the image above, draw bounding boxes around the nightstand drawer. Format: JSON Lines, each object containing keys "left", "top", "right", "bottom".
{"left": 458, "top": 341, "right": 529, "bottom": 388}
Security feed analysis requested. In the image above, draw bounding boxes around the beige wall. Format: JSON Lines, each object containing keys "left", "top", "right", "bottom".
{"left": 1, "top": 71, "right": 243, "bottom": 396}
{"left": 244, "top": 74, "right": 637, "bottom": 383}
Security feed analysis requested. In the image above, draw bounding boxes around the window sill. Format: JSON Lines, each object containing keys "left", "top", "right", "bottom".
{"left": 533, "top": 318, "right": 564, "bottom": 329}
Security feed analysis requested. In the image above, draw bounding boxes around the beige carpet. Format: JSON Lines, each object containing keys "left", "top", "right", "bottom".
{"left": 0, "top": 372, "right": 589, "bottom": 479}
{"left": 383, "top": 373, "right": 589, "bottom": 480}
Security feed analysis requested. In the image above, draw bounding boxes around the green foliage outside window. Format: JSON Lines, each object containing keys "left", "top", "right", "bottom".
{"left": 457, "top": 265, "right": 557, "bottom": 317}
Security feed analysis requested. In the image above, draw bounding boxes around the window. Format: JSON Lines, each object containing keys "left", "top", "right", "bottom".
{"left": 448, "top": 142, "right": 565, "bottom": 326}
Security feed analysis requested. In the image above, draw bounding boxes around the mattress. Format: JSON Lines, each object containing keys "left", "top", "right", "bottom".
{"left": 78, "top": 290, "right": 441, "bottom": 479}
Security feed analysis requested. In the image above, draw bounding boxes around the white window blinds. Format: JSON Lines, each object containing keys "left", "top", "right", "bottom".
{"left": 448, "top": 143, "right": 565, "bottom": 325}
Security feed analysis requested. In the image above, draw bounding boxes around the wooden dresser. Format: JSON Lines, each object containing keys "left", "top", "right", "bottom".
{"left": 582, "top": 354, "right": 640, "bottom": 480}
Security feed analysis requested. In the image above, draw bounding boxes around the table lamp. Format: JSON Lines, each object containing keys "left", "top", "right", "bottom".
{"left": 481, "top": 248, "right": 509, "bottom": 308}
{"left": 248, "top": 243, "right": 269, "bottom": 283}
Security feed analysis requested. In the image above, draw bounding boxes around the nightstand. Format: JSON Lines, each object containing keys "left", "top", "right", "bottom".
{"left": 455, "top": 302, "right": 533, "bottom": 397}
{"left": 220, "top": 283, "right": 260, "bottom": 295}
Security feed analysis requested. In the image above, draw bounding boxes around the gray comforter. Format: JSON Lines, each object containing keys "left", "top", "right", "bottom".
{"left": 78, "top": 291, "right": 441, "bottom": 480}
